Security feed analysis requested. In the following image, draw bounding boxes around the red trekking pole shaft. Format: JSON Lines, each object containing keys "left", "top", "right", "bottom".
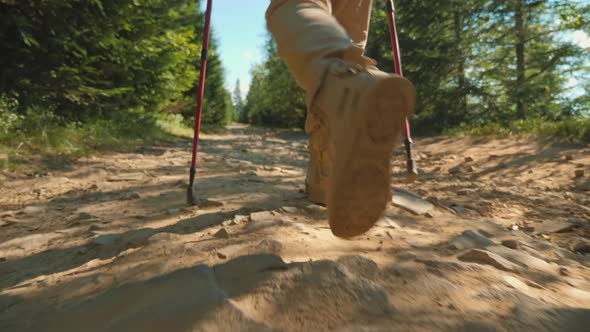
{"left": 386, "top": 0, "right": 417, "bottom": 180}
{"left": 188, "top": 0, "right": 213, "bottom": 200}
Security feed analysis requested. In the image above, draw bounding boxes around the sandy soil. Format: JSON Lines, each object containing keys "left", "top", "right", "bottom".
{"left": 1, "top": 124, "right": 589, "bottom": 331}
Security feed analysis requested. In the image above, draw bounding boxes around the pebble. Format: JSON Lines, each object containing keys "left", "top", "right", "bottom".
{"left": 574, "top": 169, "right": 585, "bottom": 178}
{"left": 458, "top": 249, "right": 518, "bottom": 272}
{"left": 502, "top": 275, "right": 530, "bottom": 291}
{"left": 303, "top": 204, "right": 327, "bottom": 218}
{"left": 502, "top": 239, "right": 520, "bottom": 249}
{"left": 87, "top": 225, "right": 101, "bottom": 232}
{"left": 573, "top": 241, "right": 590, "bottom": 254}
{"left": 222, "top": 219, "right": 238, "bottom": 227}
{"left": 392, "top": 189, "right": 434, "bottom": 215}
{"left": 213, "top": 228, "right": 230, "bottom": 239}
{"left": 449, "top": 230, "right": 493, "bottom": 250}
{"left": 457, "top": 188, "right": 478, "bottom": 196}
{"left": 489, "top": 246, "right": 559, "bottom": 275}
{"left": 559, "top": 267, "right": 570, "bottom": 276}
{"left": 22, "top": 206, "right": 46, "bottom": 215}
{"left": 464, "top": 156, "right": 474, "bottom": 162}
{"left": 250, "top": 211, "right": 277, "bottom": 222}
{"left": 530, "top": 220, "right": 574, "bottom": 235}
{"left": 232, "top": 215, "right": 249, "bottom": 224}
{"left": 166, "top": 208, "right": 181, "bottom": 215}
{"left": 448, "top": 167, "right": 461, "bottom": 174}
{"left": 280, "top": 206, "right": 300, "bottom": 214}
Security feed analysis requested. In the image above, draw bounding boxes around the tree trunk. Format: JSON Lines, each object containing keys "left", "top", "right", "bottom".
{"left": 454, "top": 4, "right": 468, "bottom": 119}
{"left": 515, "top": 0, "right": 527, "bottom": 119}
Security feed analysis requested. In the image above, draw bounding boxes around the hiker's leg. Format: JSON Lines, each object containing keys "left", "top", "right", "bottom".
{"left": 266, "top": 0, "right": 415, "bottom": 238}
{"left": 303, "top": 0, "right": 375, "bottom": 206}
{"left": 332, "top": 0, "right": 373, "bottom": 51}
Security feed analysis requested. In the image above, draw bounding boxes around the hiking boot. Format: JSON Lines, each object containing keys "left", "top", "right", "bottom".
{"left": 267, "top": 0, "right": 416, "bottom": 238}
{"left": 305, "top": 105, "right": 331, "bottom": 205}
{"left": 316, "top": 61, "right": 414, "bottom": 238}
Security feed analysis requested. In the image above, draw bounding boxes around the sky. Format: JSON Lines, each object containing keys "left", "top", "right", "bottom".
{"left": 206, "top": 0, "right": 269, "bottom": 97}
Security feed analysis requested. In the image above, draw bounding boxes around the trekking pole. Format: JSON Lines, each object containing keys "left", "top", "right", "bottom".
{"left": 187, "top": 0, "right": 213, "bottom": 205}
{"left": 386, "top": 0, "right": 418, "bottom": 183}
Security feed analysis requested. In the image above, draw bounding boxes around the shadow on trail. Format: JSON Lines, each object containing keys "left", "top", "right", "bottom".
{"left": 0, "top": 126, "right": 311, "bottom": 290}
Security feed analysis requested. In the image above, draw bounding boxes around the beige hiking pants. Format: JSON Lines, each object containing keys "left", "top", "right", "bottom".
{"left": 266, "top": 0, "right": 374, "bottom": 95}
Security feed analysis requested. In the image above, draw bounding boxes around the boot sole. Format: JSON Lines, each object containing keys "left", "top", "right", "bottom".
{"left": 328, "top": 75, "right": 415, "bottom": 238}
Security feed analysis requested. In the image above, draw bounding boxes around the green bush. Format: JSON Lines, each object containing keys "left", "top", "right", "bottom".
{"left": 0, "top": 94, "right": 21, "bottom": 136}
{"left": 448, "top": 117, "right": 590, "bottom": 142}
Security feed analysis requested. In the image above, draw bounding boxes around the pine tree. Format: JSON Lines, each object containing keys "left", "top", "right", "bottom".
{"left": 0, "top": 0, "right": 232, "bottom": 128}
{"left": 475, "top": 0, "right": 584, "bottom": 122}
{"left": 233, "top": 79, "right": 245, "bottom": 122}
{"left": 243, "top": 35, "right": 306, "bottom": 128}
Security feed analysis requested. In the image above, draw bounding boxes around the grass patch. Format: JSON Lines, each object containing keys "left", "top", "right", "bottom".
{"left": 447, "top": 118, "right": 590, "bottom": 142}
{"left": 0, "top": 111, "right": 195, "bottom": 172}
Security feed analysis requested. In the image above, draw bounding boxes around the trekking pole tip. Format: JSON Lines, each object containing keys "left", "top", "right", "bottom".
{"left": 187, "top": 167, "right": 199, "bottom": 205}
{"left": 405, "top": 161, "right": 418, "bottom": 183}
{"left": 187, "top": 184, "right": 199, "bottom": 205}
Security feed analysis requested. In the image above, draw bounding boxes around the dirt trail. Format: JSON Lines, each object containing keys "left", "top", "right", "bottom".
{"left": 1, "top": 124, "right": 589, "bottom": 331}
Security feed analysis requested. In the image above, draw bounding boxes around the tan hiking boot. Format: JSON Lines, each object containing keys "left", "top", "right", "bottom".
{"left": 315, "top": 61, "right": 415, "bottom": 238}
{"left": 267, "top": 0, "right": 416, "bottom": 238}
{"left": 305, "top": 105, "right": 331, "bottom": 205}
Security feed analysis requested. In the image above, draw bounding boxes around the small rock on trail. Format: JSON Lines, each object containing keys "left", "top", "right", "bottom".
{"left": 249, "top": 211, "right": 278, "bottom": 223}
{"left": 529, "top": 220, "right": 574, "bottom": 235}
{"left": 573, "top": 241, "right": 590, "bottom": 254}
{"left": 391, "top": 188, "right": 434, "bottom": 215}
{"left": 253, "top": 239, "right": 283, "bottom": 255}
{"left": 166, "top": 208, "right": 181, "bottom": 215}
{"left": 213, "top": 228, "right": 230, "bottom": 239}
{"left": 458, "top": 249, "right": 519, "bottom": 272}
{"left": 502, "top": 239, "right": 520, "bottom": 249}
{"left": 488, "top": 246, "right": 560, "bottom": 275}
{"left": 303, "top": 204, "right": 327, "bottom": 218}
{"left": 280, "top": 206, "right": 300, "bottom": 214}
{"left": 502, "top": 275, "right": 531, "bottom": 292}
{"left": 448, "top": 230, "right": 493, "bottom": 250}
{"left": 21, "top": 206, "right": 46, "bottom": 215}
